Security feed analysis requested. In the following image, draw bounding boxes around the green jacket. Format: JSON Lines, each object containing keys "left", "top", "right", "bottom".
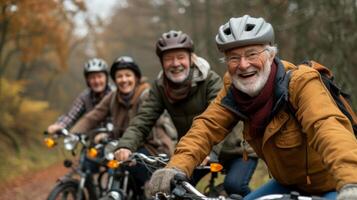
{"left": 116, "top": 55, "right": 222, "bottom": 152}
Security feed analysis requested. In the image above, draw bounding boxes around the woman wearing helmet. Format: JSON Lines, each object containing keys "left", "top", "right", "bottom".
{"left": 71, "top": 56, "right": 174, "bottom": 197}
{"left": 47, "top": 58, "right": 112, "bottom": 134}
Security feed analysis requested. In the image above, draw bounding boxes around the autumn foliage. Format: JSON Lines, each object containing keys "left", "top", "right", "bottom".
{"left": 0, "top": 0, "right": 87, "bottom": 182}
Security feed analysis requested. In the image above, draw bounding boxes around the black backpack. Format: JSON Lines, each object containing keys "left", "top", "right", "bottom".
{"left": 285, "top": 60, "right": 357, "bottom": 137}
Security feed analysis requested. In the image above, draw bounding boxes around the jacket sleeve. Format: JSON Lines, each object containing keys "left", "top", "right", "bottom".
{"left": 116, "top": 83, "right": 165, "bottom": 151}
{"left": 167, "top": 74, "right": 238, "bottom": 176}
{"left": 56, "top": 94, "right": 86, "bottom": 129}
{"left": 70, "top": 92, "right": 112, "bottom": 134}
{"left": 290, "top": 66, "right": 357, "bottom": 190}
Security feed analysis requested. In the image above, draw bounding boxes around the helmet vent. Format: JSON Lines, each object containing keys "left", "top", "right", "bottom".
{"left": 158, "top": 41, "right": 165, "bottom": 47}
{"left": 245, "top": 24, "right": 255, "bottom": 31}
{"left": 180, "top": 37, "right": 187, "bottom": 44}
{"left": 173, "top": 33, "right": 178, "bottom": 37}
{"left": 166, "top": 34, "right": 171, "bottom": 39}
{"left": 223, "top": 27, "right": 231, "bottom": 35}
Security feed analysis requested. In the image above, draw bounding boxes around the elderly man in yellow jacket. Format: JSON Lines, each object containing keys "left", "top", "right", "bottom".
{"left": 147, "top": 15, "right": 357, "bottom": 200}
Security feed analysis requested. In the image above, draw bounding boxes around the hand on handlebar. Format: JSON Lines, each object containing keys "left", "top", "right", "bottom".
{"left": 147, "top": 168, "right": 186, "bottom": 197}
{"left": 114, "top": 148, "right": 132, "bottom": 161}
{"left": 94, "top": 132, "right": 109, "bottom": 144}
{"left": 47, "top": 123, "right": 64, "bottom": 134}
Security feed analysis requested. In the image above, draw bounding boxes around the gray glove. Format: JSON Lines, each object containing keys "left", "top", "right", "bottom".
{"left": 146, "top": 168, "right": 185, "bottom": 197}
{"left": 337, "top": 184, "right": 357, "bottom": 200}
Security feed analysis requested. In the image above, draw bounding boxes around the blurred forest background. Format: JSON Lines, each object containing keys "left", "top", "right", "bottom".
{"left": 0, "top": 0, "right": 356, "bottom": 186}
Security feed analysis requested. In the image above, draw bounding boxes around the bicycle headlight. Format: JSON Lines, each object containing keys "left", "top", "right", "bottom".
{"left": 104, "top": 140, "right": 119, "bottom": 160}
{"left": 87, "top": 148, "right": 98, "bottom": 158}
{"left": 63, "top": 134, "right": 79, "bottom": 151}
{"left": 44, "top": 137, "right": 56, "bottom": 148}
{"left": 105, "top": 152, "right": 115, "bottom": 161}
{"left": 210, "top": 163, "right": 223, "bottom": 172}
{"left": 107, "top": 159, "right": 119, "bottom": 169}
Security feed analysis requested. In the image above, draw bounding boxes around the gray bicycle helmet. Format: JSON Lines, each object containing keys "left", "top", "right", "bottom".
{"left": 216, "top": 15, "right": 274, "bottom": 52}
{"left": 83, "top": 58, "right": 109, "bottom": 77}
{"left": 156, "top": 30, "right": 194, "bottom": 57}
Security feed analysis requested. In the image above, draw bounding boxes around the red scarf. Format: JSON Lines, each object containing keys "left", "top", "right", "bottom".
{"left": 233, "top": 61, "right": 277, "bottom": 137}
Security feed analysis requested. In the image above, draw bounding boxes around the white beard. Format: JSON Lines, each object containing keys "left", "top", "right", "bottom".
{"left": 231, "top": 59, "right": 272, "bottom": 97}
{"left": 165, "top": 65, "right": 190, "bottom": 83}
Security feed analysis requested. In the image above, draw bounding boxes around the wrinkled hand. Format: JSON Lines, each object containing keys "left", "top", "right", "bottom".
{"left": 114, "top": 148, "right": 132, "bottom": 161}
{"left": 146, "top": 168, "right": 184, "bottom": 197}
{"left": 337, "top": 184, "right": 357, "bottom": 200}
{"left": 94, "top": 133, "right": 109, "bottom": 144}
{"left": 47, "top": 124, "right": 63, "bottom": 134}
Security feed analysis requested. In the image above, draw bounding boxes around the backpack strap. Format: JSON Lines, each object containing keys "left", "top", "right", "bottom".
{"left": 283, "top": 69, "right": 297, "bottom": 114}
{"left": 289, "top": 60, "right": 357, "bottom": 137}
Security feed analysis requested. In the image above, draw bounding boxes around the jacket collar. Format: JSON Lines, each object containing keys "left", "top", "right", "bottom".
{"left": 89, "top": 86, "right": 113, "bottom": 106}
{"left": 270, "top": 57, "right": 290, "bottom": 117}
{"left": 116, "top": 82, "right": 150, "bottom": 108}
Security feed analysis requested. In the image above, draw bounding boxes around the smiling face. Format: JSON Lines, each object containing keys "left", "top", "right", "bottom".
{"left": 114, "top": 69, "right": 137, "bottom": 95}
{"left": 225, "top": 45, "right": 275, "bottom": 97}
{"left": 86, "top": 72, "right": 107, "bottom": 93}
{"left": 162, "top": 49, "right": 191, "bottom": 83}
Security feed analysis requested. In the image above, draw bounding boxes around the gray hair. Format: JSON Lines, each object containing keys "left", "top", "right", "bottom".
{"left": 265, "top": 44, "right": 278, "bottom": 57}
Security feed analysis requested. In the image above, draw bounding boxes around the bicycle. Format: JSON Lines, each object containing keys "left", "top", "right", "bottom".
{"left": 44, "top": 128, "right": 111, "bottom": 200}
{"left": 100, "top": 147, "right": 169, "bottom": 200}
{"left": 153, "top": 174, "right": 328, "bottom": 200}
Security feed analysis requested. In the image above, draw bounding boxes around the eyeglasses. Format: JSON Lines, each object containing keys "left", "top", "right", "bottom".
{"left": 116, "top": 56, "right": 134, "bottom": 63}
{"left": 225, "top": 48, "right": 267, "bottom": 66}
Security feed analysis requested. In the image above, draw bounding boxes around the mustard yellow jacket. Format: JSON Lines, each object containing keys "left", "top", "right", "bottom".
{"left": 167, "top": 58, "right": 357, "bottom": 194}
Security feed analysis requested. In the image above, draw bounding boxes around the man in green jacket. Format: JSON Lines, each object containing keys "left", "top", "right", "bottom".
{"left": 114, "top": 30, "right": 222, "bottom": 184}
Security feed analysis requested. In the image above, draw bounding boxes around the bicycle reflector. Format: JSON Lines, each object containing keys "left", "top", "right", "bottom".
{"left": 87, "top": 148, "right": 98, "bottom": 158}
{"left": 107, "top": 160, "right": 120, "bottom": 169}
{"left": 44, "top": 137, "right": 56, "bottom": 148}
{"left": 210, "top": 163, "right": 223, "bottom": 172}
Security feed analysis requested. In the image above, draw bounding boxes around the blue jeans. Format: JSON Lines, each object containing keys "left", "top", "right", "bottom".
{"left": 223, "top": 157, "right": 258, "bottom": 197}
{"left": 243, "top": 179, "right": 337, "bottom": 200}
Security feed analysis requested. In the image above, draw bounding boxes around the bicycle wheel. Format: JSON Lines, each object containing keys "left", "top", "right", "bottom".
{"left": 47, "top": 180, "right": 92, "bottom": 200}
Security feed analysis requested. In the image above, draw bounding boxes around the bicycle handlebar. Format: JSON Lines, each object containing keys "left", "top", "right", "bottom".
{"left": 256, "top": 192, "right": 327, "bottom": 200}
{"left": 154, "top": 173, "right": 240, "bottom": 200}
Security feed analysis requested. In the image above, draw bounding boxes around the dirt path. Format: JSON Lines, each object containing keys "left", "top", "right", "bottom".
{"left": 0, "top": 163, "right": 68, "bottom": 200}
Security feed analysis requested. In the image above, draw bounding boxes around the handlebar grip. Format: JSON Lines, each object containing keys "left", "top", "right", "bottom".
{"left": 174, "top": 173, "right": 188, "bottom": 182}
